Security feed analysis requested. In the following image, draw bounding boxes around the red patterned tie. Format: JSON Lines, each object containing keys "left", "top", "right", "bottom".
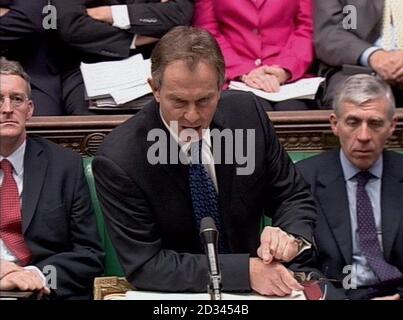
{"left": 0, "top": 159, "right": 31, "bottom": 265}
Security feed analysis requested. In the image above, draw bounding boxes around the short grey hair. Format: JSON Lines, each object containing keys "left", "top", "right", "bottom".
{"left": 0, "top": 57, "right": 32, "bottom": 98}
{"left": 333, "top": 74, "right": 395, "bottom": 119}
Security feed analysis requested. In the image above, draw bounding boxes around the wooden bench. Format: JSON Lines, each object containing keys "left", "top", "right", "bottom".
{"left": 26, "top": 109, "right": 403, "bottom": 156}
{"left": 26, "top": 110, "right": 403, "bottom": 299}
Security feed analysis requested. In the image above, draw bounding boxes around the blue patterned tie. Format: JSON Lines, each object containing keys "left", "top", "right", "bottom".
{"left": 188, "top": 141, "right": 229, "bottom": 253}
{"left": 356, "top": 171, "right": 402, "bottom": 282}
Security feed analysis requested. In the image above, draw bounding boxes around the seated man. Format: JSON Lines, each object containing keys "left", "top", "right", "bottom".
{"left": 0, "top": 0, "right": 64, "bottom": 115}
{"left": 0, "top": 58, "right": 104, "bottom": 299}
{"left": 315, "top": 0, "right": 403, "bottom": 107}
{"left": 53, "top": 0, "right": 194, "bottom": 114}
{"left": 298, "top": 74, "right": 403, "bottom": 299}
{"left": 93, "top": 26, "right": 317, "bottom": 296}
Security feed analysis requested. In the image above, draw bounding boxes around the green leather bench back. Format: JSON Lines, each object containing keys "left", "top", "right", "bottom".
{"left": 83, "top": 157, "right": 125, "bottom": 277}
{"left": 83, "top": 151, "right": 320, "bottom": 276}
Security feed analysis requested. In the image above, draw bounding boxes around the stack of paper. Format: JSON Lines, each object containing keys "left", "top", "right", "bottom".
{"left": 80, "top": 54, "right": 152, "bottom": 108}
{"left": 229, "top": 77, "right": 325, "bottom": 102}
{"left": 104, "top": 290, "right": 306, "bottom": 300}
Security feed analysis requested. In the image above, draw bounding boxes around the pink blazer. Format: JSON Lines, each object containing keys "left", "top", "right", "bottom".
{"left": 193, "top": 0, "right": 314, "bottom": 82}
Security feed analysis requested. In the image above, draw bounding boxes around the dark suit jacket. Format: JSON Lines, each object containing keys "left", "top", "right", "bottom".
{"left": 297, "top": 149, "right": 403, "bottom": 298}
{"left": 23, "top": 137, "right": 104, "bottom": 299}
{"left": 0, "top": 0, "right": 64, "bottom": 115}
{"left": 314, "top": 0, "right": 384, "bottom": 105}
{"left": 53, "top": 0, "right": 193, "bottom": 113}
{"left": 93, "top": 91, "right": 317, "bottom": 292}
{"left": 54, "top": 0, "right": 193, "bottom": 61}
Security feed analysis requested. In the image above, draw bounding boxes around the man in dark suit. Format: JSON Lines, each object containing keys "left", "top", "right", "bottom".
{"left": 297, "top": 74, "right": 403, "bottom": 300}
{"left": 315, "top": 0, "right": 403, "bottom": 107}
{"left": 93, "top": 26, "right": 316, "bottom": 296}
{"left": 53, "top": 0, "right": 194, "bottom": 114}
{"left": 0, "top": 58, "right": 104, "bottom": 299}
{"left": 0, "top": 0, "right": 66, "bottom": 115}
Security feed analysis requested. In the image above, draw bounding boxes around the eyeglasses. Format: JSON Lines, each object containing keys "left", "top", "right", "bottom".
{"left": 0, "top": 94, "right": 29, "bottom": 108}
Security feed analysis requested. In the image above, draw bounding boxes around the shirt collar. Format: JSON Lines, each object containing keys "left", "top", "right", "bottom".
{"left": 0, "top": 140, "right": 26, "bottom": 176}
{"left": 159, "top": 106, "right": 212, "bottom": 154}
{"left": 339, "top": 148, "right": 383, "bottom": 181}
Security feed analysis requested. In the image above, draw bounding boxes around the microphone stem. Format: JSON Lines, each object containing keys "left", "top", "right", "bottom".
{"left": 209, "top": 274, "right": 222, "bottom": 300}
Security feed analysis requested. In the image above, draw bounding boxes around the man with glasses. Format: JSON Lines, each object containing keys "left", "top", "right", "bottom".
{"left": 0, "top": 57, "right": 104, "bottom": 299}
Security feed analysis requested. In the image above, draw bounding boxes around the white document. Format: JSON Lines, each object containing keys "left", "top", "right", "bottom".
{"left": 110, "top": 83, "right": 151, "bottom": 105}
{"left": 80, "top": 54, "right": 151, "bottom": 103}
{"left": 229, "top": 77, "right": 325, "bottom": 102}
{"left": 115, "top": 290, "right": 306, "bottom": 300}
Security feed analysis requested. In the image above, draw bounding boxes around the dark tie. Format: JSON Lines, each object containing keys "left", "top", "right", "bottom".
{"left": 188, "top": 142, "right": 229, "bottom": 253}
{"left": 0, "top": 159, "right": 32, "bottom": 266}
{"left": 355, "top": 171, "right": 402, "bottom": 282}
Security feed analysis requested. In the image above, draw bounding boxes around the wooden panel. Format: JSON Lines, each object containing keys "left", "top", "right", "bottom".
{"left": 26, "top": 110, "right": 403, "bottom": 156}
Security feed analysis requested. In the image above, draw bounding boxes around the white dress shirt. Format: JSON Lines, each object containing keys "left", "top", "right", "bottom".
{"left": 159, "top": 108, "right": 218, "bottom": 191}
{"left": 340, "top": 150, "right": 383, "bottom": 286}
{"left": 0, "top": 141, "right": 26, "bottom": 262}
{"left": 0, "top": 141, "right": 45, "bottom": 283}
{"left": 111, "top": 5, "right": 138, "bottom": 49}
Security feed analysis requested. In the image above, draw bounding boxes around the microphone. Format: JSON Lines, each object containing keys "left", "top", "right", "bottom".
{"left": 200, "top": 217, "right": 222, "bottom": 300}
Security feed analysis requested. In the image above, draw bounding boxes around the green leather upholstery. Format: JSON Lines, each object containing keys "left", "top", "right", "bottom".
{"left": 83, "top": 157, "right": 125, "bottom": 277}
{"left": 288, "top": 152, "right": 319, "bottom": 163}
{"left": 83, "top": 152, "right": 319, "bottom": 276}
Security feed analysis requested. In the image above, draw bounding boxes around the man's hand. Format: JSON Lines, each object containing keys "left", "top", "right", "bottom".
{"left": 371, "top": 293, "right": 400, "bottom": 300}
{"left": 249, "top": 258, "right": 304, "bottom": 296}
{"left": 0, "top": 269, "right": 50, "bottom": 295}
{"left": 0, "top": 259, "right": 22, "bottom": 278}
{"left": 86, "top": 6, "right": 113, "bottom": 24}
{"left": 369, "top": 50, "right": 403, "bottom": 82}
{"left": 0, "top": 7, "right": 10, "bottom": 17}
{"left": 257, "top": 226, "right": 300, "bottom": 264}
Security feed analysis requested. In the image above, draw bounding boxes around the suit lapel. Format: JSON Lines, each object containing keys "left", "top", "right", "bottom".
{"left": 373, "top": 0, "right": 384, "bottom": 17}
{"left": 316, "top": 151, "right": 353, "bottom": 265}
{"left": 380, "top": 151, "right": 403, "bottom": 260}
{"left": 158, "top": 137, "right": 189, "bottom": 197}
{"left": 360, "top": 0, "right": 384, "bottom": 40}
{"left": 148, "top": 102, "right": 189, "bottom": 197}
{"left": 21, "top": 138, "right": 48, "bottom": 233}
{"left": 210, "top": 111, "right": 235, "bottom": 247}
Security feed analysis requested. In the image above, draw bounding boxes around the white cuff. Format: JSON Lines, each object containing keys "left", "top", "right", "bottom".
{"left": 24, "top": 266, "right": 47, "bottom": 287}
{"left": 289, "top": 235, "right": 312, "bottom": 256}
{"left": 111, "top": 5, "right": 131, "bottom": 30}
{"left": 360, "top": 46, "right": 382, "bottom": 67}
{"left": 130, "top": 34, "right": 138, "bottom": 49}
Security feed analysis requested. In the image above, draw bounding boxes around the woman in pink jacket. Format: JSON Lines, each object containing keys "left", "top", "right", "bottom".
{"left": 193, "top": 0, "right": 315, "bottom": 110}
